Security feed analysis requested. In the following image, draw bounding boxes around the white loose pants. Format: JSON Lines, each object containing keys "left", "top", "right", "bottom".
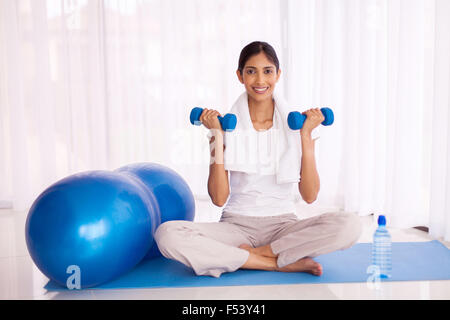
{"left": 154, "top": 211, "right": 362, "bottom": 278}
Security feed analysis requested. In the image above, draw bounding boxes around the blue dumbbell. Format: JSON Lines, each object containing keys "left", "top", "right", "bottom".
{"left": 287, "top": 108, "right": 334, "bottom": 130}
{"left": 190, "top": 107, "right": 237, "bottom": 132}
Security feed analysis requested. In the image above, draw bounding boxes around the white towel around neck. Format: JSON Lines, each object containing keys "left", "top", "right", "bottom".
{"left": 221, "top": 91, "right": 319, "bottom": 184}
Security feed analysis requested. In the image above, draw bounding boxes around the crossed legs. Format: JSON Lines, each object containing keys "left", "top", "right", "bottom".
{"left": 239, "top": 212, "right": 362, "bottom": 276}
{"left": 155, "top": 212, "right": 362, "bottom": 278}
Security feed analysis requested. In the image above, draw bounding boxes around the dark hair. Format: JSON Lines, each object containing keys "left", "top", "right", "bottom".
{"left": 238, "top": 41, "right": 280, "bottom": 75}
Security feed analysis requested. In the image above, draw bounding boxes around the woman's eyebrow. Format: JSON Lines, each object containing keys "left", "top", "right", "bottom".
{"left": 245, "top": 66, "right": 275, "bottom": 69}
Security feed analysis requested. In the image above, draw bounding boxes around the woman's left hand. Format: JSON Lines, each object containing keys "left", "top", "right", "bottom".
{"left": 300, "top": 108, "right": 325, "bottom": 135}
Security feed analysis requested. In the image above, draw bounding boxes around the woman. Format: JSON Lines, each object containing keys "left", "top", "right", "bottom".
{"left": 155, "top": 41, "right": 362, "bottom": 278}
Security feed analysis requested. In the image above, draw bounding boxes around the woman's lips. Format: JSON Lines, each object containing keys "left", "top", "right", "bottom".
{"left": 252, "top": 87, "right": 269, "bottom": 94}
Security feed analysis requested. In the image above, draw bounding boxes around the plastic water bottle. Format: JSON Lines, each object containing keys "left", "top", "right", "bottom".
{"left": 371, "top": 215, "right": 392, "bottom": 278}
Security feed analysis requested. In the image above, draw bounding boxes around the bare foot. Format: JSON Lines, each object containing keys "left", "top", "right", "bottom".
{"left": 239, "top": 244, "right": 253, "bottom": 252}
{"left": 239, "top": 244, "right": 322, "bottom": 276}
{"left": 239, "top": 244, "right": 277, "bottom": 258}
{"left": 277, "top": 257, "right": 323, "bottom": 276}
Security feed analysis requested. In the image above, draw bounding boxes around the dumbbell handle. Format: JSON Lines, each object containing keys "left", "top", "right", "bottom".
{"left": 190, "top": 107, "right": 237, "bottom": 132}
{"left": 287, "top": 107, "right": 334, "bottom": 130}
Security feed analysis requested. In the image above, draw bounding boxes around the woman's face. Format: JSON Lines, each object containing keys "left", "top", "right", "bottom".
{"left": 236, "top": 52, "right": 281, "bottom": 103}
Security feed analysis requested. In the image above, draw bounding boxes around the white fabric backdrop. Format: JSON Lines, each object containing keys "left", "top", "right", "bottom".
{"left": 0, "top": 0, "right": 449, "bottom": 241}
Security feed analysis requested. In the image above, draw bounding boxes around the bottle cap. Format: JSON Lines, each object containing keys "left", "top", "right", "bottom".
{"left": 378, "top": 215, "right": 386, "bottom": 226}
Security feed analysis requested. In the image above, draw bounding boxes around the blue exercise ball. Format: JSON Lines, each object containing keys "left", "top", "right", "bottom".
{"left": 116, "top": 162, "right": 195, "bottom": 258}
{"left": 25, "top": 170, "right": 155, "bottom": 289}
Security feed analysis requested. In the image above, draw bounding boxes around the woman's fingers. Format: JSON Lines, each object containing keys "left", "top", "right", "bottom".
{"left": 206, "top": 110, "right": 219, "bottom": 118}
{"left": 301, "top": 108, "right": 325, "bottom": 132}
{"left": 199, "top": 108, "right": 209, "bottom": 123}
{"left": 204, "top": 111, "right": 219, "bottom": 124}
{"left": 304, "top": 108, "right": 324, "bottom": 121}
{"left": 199, "top": 109, "right": 222, "bottom": 130}
{"left": 312, "top": 108, "right": 324, "bottom": 121}
{"left": 201, "top": 109, "right": 218, "bottom": 118}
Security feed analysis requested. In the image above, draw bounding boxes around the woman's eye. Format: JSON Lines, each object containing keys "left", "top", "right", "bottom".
{"left": 246, "top": 69, "right": 273, "bottom": 75}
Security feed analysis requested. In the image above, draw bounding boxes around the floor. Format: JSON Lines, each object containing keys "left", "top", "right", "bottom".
{"left": 1, "top": 199, "right": 450, "bottom": 300}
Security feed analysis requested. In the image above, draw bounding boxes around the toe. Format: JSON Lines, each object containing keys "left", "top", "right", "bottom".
{"left": 316, "top": 263, "right": 323, "bottom": 276}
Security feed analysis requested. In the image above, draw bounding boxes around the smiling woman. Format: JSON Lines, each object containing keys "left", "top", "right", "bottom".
{"left": 236, "top": 42, "right": 281, "bottom": 129}
{"left": 154, "top": 40, "right": 363, "bottom": 278}
{"left": 237, "top": 41, "right": 280, "bottom": 101}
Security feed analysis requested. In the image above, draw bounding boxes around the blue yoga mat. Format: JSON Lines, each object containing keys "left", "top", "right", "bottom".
{"left": 45, "top": 240, "right": 450, "bottom": 290}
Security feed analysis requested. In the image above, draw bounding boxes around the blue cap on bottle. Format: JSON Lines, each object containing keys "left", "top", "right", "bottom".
{"left": 378, "top": 215, "right": 386, "bottom": 226}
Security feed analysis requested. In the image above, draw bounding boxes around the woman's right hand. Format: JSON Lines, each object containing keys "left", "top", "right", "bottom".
{"left": 199, "top": 108, "right": 223, "bottom": 132}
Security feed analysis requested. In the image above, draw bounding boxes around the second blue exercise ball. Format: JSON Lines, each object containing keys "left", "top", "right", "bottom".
{"left": 25, "top": 170, "right": 155, "bottom": 288}
{"left": 116, "top": 162, "right": 196, "bottom": 258}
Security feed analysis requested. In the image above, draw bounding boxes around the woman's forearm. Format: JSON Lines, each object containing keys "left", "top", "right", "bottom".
{"left": 298, "top": 132, "right": 320, "bottom": 203}
{"left": 207, "top": 130, "right": 230, "bottom": 207}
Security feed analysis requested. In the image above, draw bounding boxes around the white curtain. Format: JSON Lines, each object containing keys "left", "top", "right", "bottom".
{"left": 282, "top": 0, "right": 450, "bottom": 240}
{"left": 429, "top": 0, "right": 450, "bottom": 242}
{"left": 1, "top": 0, "right": 449, "bottom": 241}
{"left": 0, "top": 0, "right": 283, "bottom": 209}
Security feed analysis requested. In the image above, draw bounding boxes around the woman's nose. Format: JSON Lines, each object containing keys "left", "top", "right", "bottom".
{"left": 256, "top": 72, "right": 264, "bottom": 84}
